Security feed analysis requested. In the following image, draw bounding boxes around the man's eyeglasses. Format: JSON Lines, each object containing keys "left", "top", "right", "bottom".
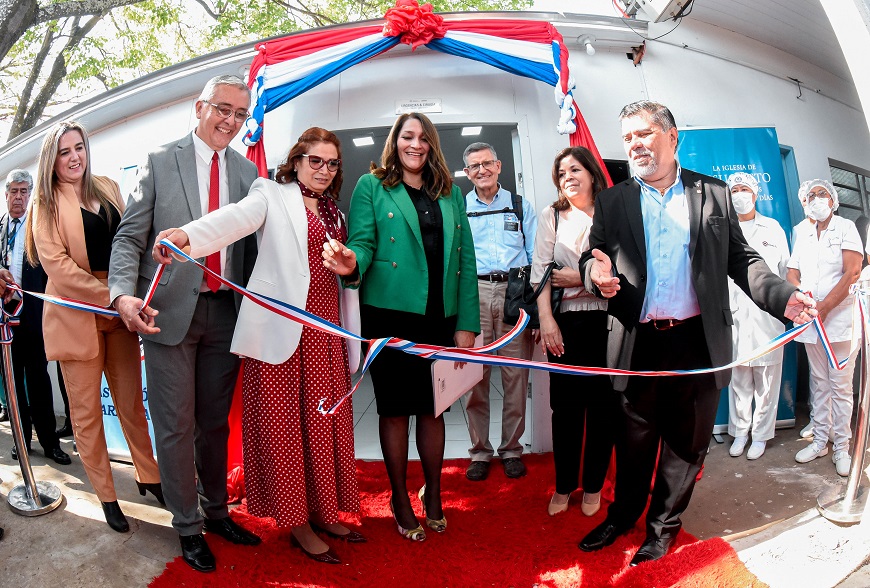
{"left": 465, "top": 160, "right": 498, "bottom": 174}
{"left": 807, "top": 190, "right": 832, "bottom": 202}
{"left": 302, "top": 154, "right": 341, "bottom": 172}
{"left": 206, "top": 102, "right": 250, "bottom": 123}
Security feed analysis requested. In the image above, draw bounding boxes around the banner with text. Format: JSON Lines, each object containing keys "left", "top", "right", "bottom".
{"left": 101, "top": 345, "right": 157, "bottom": 460}
{"left": 677, "top": 126, "right": 797, "bottom": 428}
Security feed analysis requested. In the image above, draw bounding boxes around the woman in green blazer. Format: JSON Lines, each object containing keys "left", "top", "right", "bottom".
{"left": 324, "top": 112, "right": 479, "bottom": 542}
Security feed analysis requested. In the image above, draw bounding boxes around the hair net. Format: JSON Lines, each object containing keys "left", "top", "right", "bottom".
{"left": 726, "top": 172, "right": 759, "bottom": 195}
{"left": 798, "top": 179, "right": 839, "bottom": 211}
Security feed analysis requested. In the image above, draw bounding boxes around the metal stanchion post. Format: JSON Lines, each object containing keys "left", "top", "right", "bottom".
{"left": 817, "top": 280, "right": 870, "bottom": 523}
{"left": 1, "top": 331, "right": 62, "bottom": 515}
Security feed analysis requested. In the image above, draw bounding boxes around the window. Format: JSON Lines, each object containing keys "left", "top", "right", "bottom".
{"left": 829, "top": 159, "right": 870, "bottom": 222}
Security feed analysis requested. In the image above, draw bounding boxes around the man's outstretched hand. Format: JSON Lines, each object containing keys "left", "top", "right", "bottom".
{"left": 589, "top": 248, "right": 620, "bottom": 298}
{"left": 784, "top": 291, "right": 818, "bottom": 325}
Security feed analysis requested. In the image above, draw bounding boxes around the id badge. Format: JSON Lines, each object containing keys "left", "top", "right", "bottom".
{"left": 504, "top": 219, "right": 519, "bottom": 232}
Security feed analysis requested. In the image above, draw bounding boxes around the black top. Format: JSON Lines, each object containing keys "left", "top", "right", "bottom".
{"left": 81, "top": 204, "right": 121, "bottom": 272}
{"left": 404, "top": 183, "right": 444, "bottom": 316}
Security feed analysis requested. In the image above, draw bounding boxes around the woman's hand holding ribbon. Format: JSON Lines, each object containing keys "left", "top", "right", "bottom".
{"left": 322, "top": 239, "right": 358, "bottom": 275}
{"left": 152, "top": 228, "right": 190, "bottom": 265}
{"left": 0, "top": 268, "right": 15, "bottom": 303}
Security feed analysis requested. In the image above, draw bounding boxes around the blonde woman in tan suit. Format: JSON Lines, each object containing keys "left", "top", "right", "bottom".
{"left": 25, "top": 121, "right": 162, "bottom": 533}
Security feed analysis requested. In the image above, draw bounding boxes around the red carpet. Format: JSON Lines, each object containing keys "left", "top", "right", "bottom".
{"left": 149, "top": 454, "right": 767, "bottom": 588}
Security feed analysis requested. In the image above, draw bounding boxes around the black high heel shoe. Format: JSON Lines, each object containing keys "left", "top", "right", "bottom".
{"left": 136, "top": 482, "right": 165, "bottom": 505}
{"left": 102, "top": 501, "right": 130, "bottom": 533}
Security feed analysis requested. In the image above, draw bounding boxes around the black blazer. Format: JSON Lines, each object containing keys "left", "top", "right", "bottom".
{"left": 579, "top": 168, "right": 796, "bottom": 391}
{"left": 1, "top": 214, "right": 47, "bottom": 331}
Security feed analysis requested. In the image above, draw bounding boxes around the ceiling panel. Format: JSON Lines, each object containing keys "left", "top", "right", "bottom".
{"left": 685, "top": 0, "right": 850, "bottom": 81}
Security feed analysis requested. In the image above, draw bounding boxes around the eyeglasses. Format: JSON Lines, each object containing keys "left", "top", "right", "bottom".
{"left": 205, "top": 102, "right": 250, "bottom": 123}
{"left": 465, "top": 160, "right": 498, "bottom": 174}
{"left": 807, "top": 190, "right": 832, "bottom": 202}
{"left": 302, "top": 154, "right": 341, "bottom": 172}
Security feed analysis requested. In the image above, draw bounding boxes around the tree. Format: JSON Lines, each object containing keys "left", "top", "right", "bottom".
{"left": 1, "top": 0, "right": 532, "bottom": 141}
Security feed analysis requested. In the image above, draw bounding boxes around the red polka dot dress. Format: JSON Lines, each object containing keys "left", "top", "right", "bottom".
{"left": 241, "top": 207, "right": 359, "bottom": 528}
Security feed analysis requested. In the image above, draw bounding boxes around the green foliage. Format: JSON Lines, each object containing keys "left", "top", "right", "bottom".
{"left": 1, "top": 0, "right": 533, "bottom": 136}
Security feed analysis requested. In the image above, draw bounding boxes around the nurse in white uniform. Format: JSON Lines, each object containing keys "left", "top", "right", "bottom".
{"left": 788, "top": 179, "right": 862, "bottom": 476}
{"left": 725, "top": 173, "right": 790, "bottom": 460}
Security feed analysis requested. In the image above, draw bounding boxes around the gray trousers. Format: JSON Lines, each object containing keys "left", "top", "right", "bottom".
{"left": 464, "top": 280, "right": 531, "bottom": 461}
{"left": 143, "top": 292, "right": 240, "bottom": 536}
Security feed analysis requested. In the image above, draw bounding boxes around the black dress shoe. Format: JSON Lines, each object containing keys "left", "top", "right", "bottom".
{"left": 46, "top": 447, "right": 71, "bottom": 465}
{"left": 180, "top": 533, "right": 216, "bottom": 573}
{"left": 629, "top": 535, "right": 676, "bottom": 566}
{"left": 203, "top": 516, "right": 262, "bottom": 545}
{"left": 101, "top": 501, "right": 130, "bottom": 533}
{"left": 55, "top": 419, "right": 73, "bottom": 438}
{"left": 290, "top": 534, "right": 342, "bottom": 564}
{"left": 136, "top": 481, "right": 166, "bottom": 505}
{"left": 310, "top": 521, "right": 367, "bottom": 543}
{"left": 10, "top": 444, "right": 31, "bottom": 461}
{"left": 578, "top": 520, "right": 629, "bottom": 552}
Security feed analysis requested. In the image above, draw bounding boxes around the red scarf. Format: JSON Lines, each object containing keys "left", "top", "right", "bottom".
{"left": 297, "top": 181, "right": 347, "bottom": 243}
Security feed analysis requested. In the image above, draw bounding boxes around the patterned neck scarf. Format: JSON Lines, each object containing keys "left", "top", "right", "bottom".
{"left": 297, "top": 180, "right": 347, "bottom": 243}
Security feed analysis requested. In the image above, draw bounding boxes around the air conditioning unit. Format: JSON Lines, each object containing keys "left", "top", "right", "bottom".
{"left": 624, "top": 0, "right": 692, "bottom": 23}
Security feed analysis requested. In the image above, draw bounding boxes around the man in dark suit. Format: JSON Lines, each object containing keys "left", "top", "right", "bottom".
{"left": 577, "top": 101, "right": 815, "bottom": 566}
{"left": 2, "top": 170, "right": 70, "bottom": 465}
{"left": 109, "top": 75, "right": 260, "bottom": 572}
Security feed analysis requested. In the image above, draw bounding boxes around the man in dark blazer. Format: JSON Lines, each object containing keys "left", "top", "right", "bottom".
{"left": 577, "top": 101, "right": 815, "bottom": 566}
{"left": 109, "top": 75, "right": 260, "bottom": 572}
{"left": 1, "top": 170, "right": 70, "bottom": 465}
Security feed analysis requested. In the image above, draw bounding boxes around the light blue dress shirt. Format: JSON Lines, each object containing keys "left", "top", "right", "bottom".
{"left": 466, "top": 185, "right": 537, "bottom": 274}
{"left": 636, "top": 168, "right": 701, "bottom": 322}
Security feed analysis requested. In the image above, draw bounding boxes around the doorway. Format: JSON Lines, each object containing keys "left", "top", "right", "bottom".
{"left": 332, "top": 123, "right": 529, "bottom": 460}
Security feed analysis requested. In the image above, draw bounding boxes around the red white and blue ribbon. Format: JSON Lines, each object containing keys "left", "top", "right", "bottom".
{"left": 6, "top": 283, "right": 118, "bottom": 318}
{"left": 242, "top": 0, "right": 610, "bottom": 184}
{"left": 0, "top": 295, "right": 22, "bottom": 344}
{"left": 6, "top": 240, "right": 865, "bottom": 415}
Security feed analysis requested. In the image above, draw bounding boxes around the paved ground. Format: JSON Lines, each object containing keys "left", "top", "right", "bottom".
{"left": 0, "top": 402, "right": 867, "bottom": 587}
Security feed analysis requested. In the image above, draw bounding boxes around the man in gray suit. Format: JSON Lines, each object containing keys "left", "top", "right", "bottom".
{"left": 576, "top": 101, "right": 816, "bottom": 566}
{"left": 109, "top": 75, "right": 260, "bottom": 573}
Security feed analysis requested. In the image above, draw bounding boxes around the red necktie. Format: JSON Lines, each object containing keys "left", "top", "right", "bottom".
{"left": 206, "top": 152, "right": 221, "bottom": 292}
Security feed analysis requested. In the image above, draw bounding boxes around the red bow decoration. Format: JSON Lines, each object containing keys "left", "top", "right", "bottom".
{"left": 383, "top": 0, "right": 447, "bottom": 50}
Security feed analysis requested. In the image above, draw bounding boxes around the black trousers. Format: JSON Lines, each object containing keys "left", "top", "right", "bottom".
{"left": 7, "top": 325, "right": 59, "bottom": 452}
{"left": 548, "top": 310, "right": 618, "bottom": 495}
{"left": 607, "top": 315, "right": 718, "bottom": 539}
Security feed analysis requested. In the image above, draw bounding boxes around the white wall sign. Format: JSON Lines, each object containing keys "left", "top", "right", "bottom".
{"left": 395, "top": 98, "right": 442, "bottom": 114}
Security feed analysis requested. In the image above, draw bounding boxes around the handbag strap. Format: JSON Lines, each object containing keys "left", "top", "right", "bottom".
{"left": 523, "top": 261, "right": 558, "bottom": 304}
{"left": 523, "top": 209, "right": 562, "bottom": 304}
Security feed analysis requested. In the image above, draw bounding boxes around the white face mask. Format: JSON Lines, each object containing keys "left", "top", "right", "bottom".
{"left": 807, "top": 197, "right": 832, "bottom": 222}
{"left": 731, "top": 191, "right": 755, "bottom": 215}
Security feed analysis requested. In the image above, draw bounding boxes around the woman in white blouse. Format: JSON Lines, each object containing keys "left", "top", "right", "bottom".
{"left": 788, "top": 179, "right": 862, "bottom": 476}
{"left": 533, "top": 146, "right": 617, "bottom": 517}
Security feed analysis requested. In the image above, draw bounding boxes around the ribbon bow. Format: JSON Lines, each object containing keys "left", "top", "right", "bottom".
{"left": 383, "top": 0, "right": 447, "bottom": 50}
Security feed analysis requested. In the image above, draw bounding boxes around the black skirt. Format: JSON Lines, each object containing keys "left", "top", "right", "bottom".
{"left": 361, "top": 304, "right": 457, "bottom": 417}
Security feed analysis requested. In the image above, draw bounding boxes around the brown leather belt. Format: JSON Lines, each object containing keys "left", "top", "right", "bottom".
{"left": 478, "top": 272, "right": 509, "bottom": 283}
{"left": 649, "top": 317, "right": 688, "bottom": 330}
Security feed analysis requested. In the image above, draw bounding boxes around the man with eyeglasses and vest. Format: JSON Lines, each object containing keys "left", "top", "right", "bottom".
{"left": 109, "top": 75, "right": 261, "bottom": 572}
{"left": 462, "top": 142, "right": 537, "bottom": 481}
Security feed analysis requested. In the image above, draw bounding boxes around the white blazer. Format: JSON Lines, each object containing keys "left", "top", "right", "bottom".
{"left": 182, "top": 178, "right": 361, "bottom": 368}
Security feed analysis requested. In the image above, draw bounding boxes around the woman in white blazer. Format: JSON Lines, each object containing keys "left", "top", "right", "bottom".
{"left": 153, "top": 128, "right": 362, "bottom": 565}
